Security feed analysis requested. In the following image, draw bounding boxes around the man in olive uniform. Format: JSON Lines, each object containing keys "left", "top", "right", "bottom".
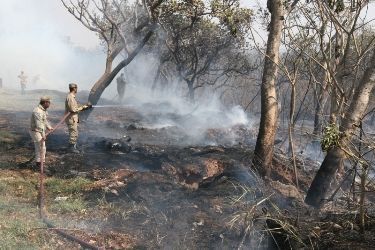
{"left": 30, "top": 96, "right": 53, "bottom": 170}
{"left": 116, "top": 73, "right": 126, "bottom": 103}
{"left": 18, "top": 71, "right": 27, "bottom": 95}
{"left": 65, "top": 83, "right": 92, "bottom": 153}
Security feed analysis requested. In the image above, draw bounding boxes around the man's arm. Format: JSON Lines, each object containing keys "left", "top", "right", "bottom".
{"left": 46, "top": 117, "right": 53, "bottom": 131}
{"left": 66, "top": 95, "right": 85, "bottom": 113}
{"left": 33, "top": 112, "right": 46, "bottom": 140}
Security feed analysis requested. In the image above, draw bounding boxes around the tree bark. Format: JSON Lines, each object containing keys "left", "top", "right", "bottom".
{"left": 252, "top": 0, "right": 284, "bottom": 177}
{"left": 288, "top": 82, "right": 298, "bottom": 187}
{"left": 88, "top": 31, "right": 154, "bottom": 105}
{"left": 305, "top": 49, "right": 375, "bottom": 208}
{"left": 313, "top": 68, "right": 329, "bottom": 136}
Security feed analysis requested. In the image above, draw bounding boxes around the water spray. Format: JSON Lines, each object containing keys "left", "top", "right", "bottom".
{"left": 92, "top": 105, "right": 127, "bottom": 108}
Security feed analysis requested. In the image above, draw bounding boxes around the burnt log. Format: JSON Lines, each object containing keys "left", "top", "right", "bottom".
{"left": 161, "top": 158, "right": 229, "bottom": 190}
{"left": 96, "top": 136, "right": 132, "bottom": 153}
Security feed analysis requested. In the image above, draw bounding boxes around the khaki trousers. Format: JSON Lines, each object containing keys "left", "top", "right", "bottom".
{"left": 68, "top": 121, "right": 78, "bottom": 144}
{"left": 29, "top": 131, "right": 46, "bottom": 162}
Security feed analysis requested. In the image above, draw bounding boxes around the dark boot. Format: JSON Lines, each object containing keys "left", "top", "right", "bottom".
{"left": 69, "top": 144, "right": 80, "bottom": 154}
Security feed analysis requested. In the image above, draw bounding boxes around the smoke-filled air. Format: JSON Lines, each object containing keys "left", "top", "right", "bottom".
{"left": 1, "top": 0, "right": 375, "bottom": 249}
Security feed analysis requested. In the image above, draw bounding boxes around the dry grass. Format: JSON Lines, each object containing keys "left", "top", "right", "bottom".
{"left": 0, "top": 168, "right": 99, "bottom": 248}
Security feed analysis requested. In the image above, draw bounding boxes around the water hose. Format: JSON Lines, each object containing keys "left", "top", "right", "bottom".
{"left": 39, "top": 112, "right": 104, "bottom": 249}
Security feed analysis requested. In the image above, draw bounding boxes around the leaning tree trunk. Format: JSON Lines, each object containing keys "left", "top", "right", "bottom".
{"left": 305, "top": 49, "right": 375, "bottom": 208}
{"left": 88, "top": 31, "right": 154, "bottom": 106}
{"left": 252, "top": 0, "right": 284, "bottom": 177}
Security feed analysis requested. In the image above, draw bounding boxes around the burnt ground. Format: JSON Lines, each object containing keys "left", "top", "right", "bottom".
{"left": 1, "top": 89, "right": 375, "bottom": 249}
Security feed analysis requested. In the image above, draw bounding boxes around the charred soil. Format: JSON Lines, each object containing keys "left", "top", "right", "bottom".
{"left": 1, "top": 90, "right": 375, "bottom": 249}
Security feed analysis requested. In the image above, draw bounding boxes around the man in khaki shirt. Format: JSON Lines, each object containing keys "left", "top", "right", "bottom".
{"left": 30, "top": 96, "right": 53, "bottom": 170}
{"left": 116, "top": 73, "right": 126, "bottom": 103}
{"left": 65, "top": 83, "right": 92, "bottom": 153}
{"left": 18, "top": 71, "right": 27, "bottom": 95}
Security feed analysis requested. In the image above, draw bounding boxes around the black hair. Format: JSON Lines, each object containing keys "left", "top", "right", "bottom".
{"left": 39, "top": 100, "right": 50, "bottom": 105}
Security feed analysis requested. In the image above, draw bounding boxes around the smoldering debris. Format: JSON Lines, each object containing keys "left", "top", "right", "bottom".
{"left": 95, "top": 135, "right": 132, "bottom": 154}
{"left": 113, "top": 83, "right": 258, "bottom": 146}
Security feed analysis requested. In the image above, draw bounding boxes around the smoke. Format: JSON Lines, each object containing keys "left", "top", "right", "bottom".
{"left": 0, "top": 0, "right": 104, "bottom": 92}
{"left": 130, "top": 87, "right": 253, "bottom": 146}
{"left": 100, "top": 54, "right": 257, "bottom": 146}
{"left": 0, "top": 1, "right": 255, "bottom": 146}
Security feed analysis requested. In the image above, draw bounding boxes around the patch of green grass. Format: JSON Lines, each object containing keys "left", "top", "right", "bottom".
{"left": 0, "top": 221, "right": 39, "bottom": 249}
{"left": 51, "top": 197, "right": 87, "bottom": 214}
{"left": 0, "top": 174, "right": 38, "bottom": 201}
{"left": 0, "top": 199, "right": 45, "bottom": 249}
{"left": 0, "top": 130, "right": 18, "bottom": 144}
{"left": 0, "top": 180, "right": 9, "bottom": 193}
{"left": 45, "top": 176, "right": 93, "bottom": 195}
{"left": 0, "top": 169, "right": 99, "bottom": 248}
{"left": 45, "top": 177, "right": 92, "bottom": 214}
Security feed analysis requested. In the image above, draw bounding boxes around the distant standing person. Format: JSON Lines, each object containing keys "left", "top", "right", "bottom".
{"left": 116, "top": 73, "right": 126, "bottom": 103}
{"left": 30, "top": 96, "right": 53, "bottom": 171}
{"left": 18, "top": 71, "right": 27, "bottom": 95}
{"left": 65, "top": 83, "right": 92, "bottom": 153}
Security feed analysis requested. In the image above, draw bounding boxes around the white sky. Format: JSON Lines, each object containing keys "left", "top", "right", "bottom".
{"left": 0, "top": 0, "right": 99, "bottom": 48}
{"left": 0, "top": 0, "right": 373, "bottom": 92}
{"left": 0, "top": 0, "right": 105, "bottom": 91}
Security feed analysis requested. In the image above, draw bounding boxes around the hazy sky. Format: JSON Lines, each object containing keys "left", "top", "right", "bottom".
{"left": 0, "top": 0, "right": 99, "bottom": 48}
{"left": 0, "top": 0, "right": 104, "bottom": 91}
{"left": 0, "top": 0, "right": 373, "bottom": 92}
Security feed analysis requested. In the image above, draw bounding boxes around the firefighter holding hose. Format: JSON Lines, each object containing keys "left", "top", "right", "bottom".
{"left": 29, "top": 96, "right": 53, "bottom": 171}
{"left": 65, "top": 83, "right": 92, "bottom": 153}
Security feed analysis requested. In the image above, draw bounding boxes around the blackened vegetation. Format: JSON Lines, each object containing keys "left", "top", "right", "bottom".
{"left": 2, "top": 105, "right": 375, "bottom": 249}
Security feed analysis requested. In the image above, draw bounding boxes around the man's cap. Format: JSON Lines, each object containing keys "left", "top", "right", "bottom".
{"left": 69, "top": 83, "right": 78, "bottom": 88}
{"left": 40, "top": 96, "right": 51, "bottom": 102}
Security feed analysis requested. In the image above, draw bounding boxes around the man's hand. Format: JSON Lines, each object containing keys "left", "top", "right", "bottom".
{"left": 46, "top": 128, "right": 54, "bottom": 136}
{"left": 82, "top": 102, "right": 93, "bottom": 111}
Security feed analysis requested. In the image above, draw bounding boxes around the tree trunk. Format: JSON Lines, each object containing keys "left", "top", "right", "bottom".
{"left": 305, "top": 49, "right": 375, "bottom": 208}
{"left": 252, "top": 0, "right": 284, "bottom": 177}
{"left": 288, "top": 82, "right": 298, "bottom": 187}
{"left": 313, "top": 68, "right": 329, "bottom": 136}
{"left": 313, "top": 94, "right": 327, "bottom": 136}
{"left": 86, "top": 31, "right": 153, "bottom": 108}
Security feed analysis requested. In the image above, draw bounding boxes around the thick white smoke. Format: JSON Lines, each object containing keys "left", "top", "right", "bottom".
{"left": 0, "top": 0, "right": 104, "bottom": 92}
{"left": 103, "top": 53, "right": 256, "bottom": 146}
{"left": 0, "top": 0, "right": 255, "bottom": 146}
{"left": 122, "top": 83, "right": 253, "bottom": 145}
